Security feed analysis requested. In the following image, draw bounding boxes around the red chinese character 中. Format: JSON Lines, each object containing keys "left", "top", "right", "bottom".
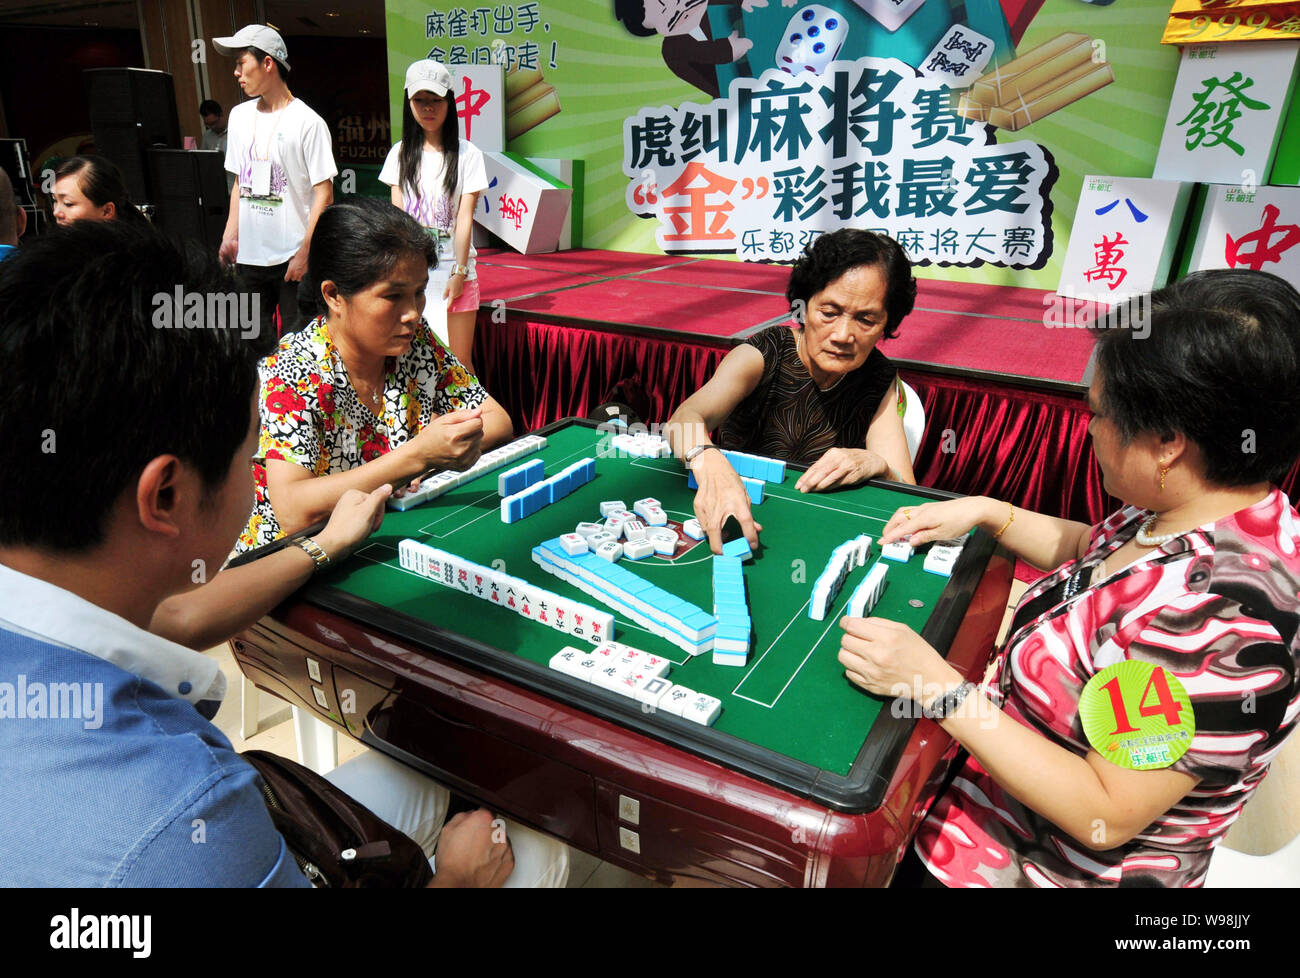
{"left": 1227, "top": 204, "right": 1300, "bottom": 272}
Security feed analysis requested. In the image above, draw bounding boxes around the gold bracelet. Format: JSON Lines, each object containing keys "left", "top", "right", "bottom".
{"left": 993, "top": 503, "right": 1015, "bottom": 540}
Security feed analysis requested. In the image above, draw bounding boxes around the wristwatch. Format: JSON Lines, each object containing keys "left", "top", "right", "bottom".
{"left": 922, "top": 681, "right": 976, "bottom": 720}
{"left": 683, "top": 443, "right": 720, "bottom": 470}
{"left": 293, "top": 536, "right": 332, "bottom": 571}
{"left": 449, "top": 263, "right": 469, "bottom": 277}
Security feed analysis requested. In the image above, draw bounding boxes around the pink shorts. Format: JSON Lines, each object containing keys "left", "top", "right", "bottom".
{"left": 448, "top": 277, "right": 480, "bottom": 314}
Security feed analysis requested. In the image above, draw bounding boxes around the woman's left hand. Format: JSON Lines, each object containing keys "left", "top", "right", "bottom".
{"left": 444, "top": 273, "right": 465, "bottom": 303}
{"left": 838, "top": 617, "right": 959, "bottom": 701}
{"left": 795, "top": 447, "right": 889, "bottom": 492}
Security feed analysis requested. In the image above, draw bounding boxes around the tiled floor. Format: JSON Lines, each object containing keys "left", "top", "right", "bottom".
{"left": 208, "top": 583, "right": 1034, "bottom": 888}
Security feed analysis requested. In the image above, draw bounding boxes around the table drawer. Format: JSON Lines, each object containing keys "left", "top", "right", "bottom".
{"left": 331, "top": 664, "right": 600, "bottom": 853}
{"left": 231, "top": 635, "right": 339, "bottom": 723}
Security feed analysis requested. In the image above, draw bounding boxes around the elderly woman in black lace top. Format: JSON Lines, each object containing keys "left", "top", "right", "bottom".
{"left": 666, "top": 229, "right": 918, "bottom": 553}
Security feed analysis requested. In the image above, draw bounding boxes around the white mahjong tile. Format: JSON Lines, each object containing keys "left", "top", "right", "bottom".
{"left": 658, "top": 684, "right": 695, "bottom": 717}
{"left": 633, "top": 675, "right": 674, "bottom": 708}
{"left": 682, "top": 693, "right": 722, "bottom": 726}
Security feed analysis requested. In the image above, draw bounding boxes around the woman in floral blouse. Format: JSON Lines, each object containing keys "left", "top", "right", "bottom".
{"left": 841, "top": 269, "right": 1300, "bottom": 887}
{"left": 236, "top": 198, "right": 512, "bottom": 552}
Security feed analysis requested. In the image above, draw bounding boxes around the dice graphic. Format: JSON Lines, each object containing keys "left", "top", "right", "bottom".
{"left": 777, "top": 5, "right": 847, "bottom": 76}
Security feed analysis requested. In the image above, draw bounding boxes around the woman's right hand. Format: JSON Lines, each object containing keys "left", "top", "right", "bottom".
{"left": 411, "top": 407, "right": 485, "bottom": 472}
{"left": 691, "top": 451, "right": 762, "bottom": 554}
{"left": 879, "top": 496, "right": 995, "bottom": 548}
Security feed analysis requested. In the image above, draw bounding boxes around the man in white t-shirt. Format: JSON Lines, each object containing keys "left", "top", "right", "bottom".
{"left": 214, "top": 25, "right": 336, "bottom": 355}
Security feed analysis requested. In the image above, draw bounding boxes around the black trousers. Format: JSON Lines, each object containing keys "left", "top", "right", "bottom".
{"left": 237, "top": 262, "right": 313, "bottom": 357}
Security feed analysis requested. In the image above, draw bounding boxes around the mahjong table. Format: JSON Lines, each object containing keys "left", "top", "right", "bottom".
{"left": 230, "top": 418, "right": 1013, "bottom": 887}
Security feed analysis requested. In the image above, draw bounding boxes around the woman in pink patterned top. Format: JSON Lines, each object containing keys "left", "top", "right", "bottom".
{"left": 839, "top": 269, "right": 1300, "bottom": 887}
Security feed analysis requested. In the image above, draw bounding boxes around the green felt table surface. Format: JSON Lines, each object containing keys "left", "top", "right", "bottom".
{"left": 323, "top": 422, "right": 958, "bottom": 776}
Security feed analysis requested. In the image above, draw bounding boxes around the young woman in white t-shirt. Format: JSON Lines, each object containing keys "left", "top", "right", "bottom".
{"left": 380, "top": 60, "right": 489, "bottom": 371}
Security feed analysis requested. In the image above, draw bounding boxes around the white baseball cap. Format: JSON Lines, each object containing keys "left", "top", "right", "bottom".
{"left": 213, "top": 25, "right": 290, "bottom": 71}
{"left": 405, "top": 60, "right": 453, "bottom": 98}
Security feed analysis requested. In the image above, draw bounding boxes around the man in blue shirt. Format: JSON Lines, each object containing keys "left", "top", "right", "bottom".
{"left": 0, "top": 221, "right": 565, "bottom": 886}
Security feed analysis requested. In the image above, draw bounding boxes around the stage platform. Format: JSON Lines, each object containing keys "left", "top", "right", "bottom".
{"left": 474, "top": 248, "right": 1095, "bottom": 392}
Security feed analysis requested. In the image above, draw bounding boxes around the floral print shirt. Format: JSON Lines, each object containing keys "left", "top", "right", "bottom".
{"left": 235, "top": 316, "right": 487, "bottom": 552}
{"left": 915, "top": 489, "right": 1300, "bottom": 887}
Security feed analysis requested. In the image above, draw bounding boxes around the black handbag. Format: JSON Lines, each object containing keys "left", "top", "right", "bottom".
{"left": 242, "top": 749, "right": 434, "bottom": 888}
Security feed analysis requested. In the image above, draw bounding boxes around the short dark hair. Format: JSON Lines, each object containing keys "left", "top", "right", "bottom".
{"left": 306, "top": 198, "right": 438, "bottom": 316}
{"left": 786, "top": 229, "right": 916, "bottom": 339}
{"left": 1092, "top": 269, "right": 1300, "bottom": 487}
{"left": 0, "top": 221, "right": 258, "bottom": 550}
{"left": 53, "top": 155, "right": 148, "bottom": 226}
{"left": 613, "top": 0, "right": 655, "bottom": 36}
{"left": 245, "top": 45, "right": 289, "bottom": 75}
{"left": 199, "top": 99, "right": 222, "bottom": 116}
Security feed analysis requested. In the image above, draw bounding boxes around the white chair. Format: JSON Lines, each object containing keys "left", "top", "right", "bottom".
{"left": 898, "top": 379, "right": 926, "bottom": 465}
{"left": 1205, "top": 831, "right": 1300, "bottom": 887}
{"left": 240, "top": 674, "right": 338, "bottom": 775}
{"left": 1205, "top": 731, "right": 1300, "bottom": 887}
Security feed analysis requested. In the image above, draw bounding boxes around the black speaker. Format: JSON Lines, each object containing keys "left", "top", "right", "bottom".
{"left": 83, "top": 67, "right": 181, "bottom": 204}
{"left": 148, "top": 148, "right": 228, "bottom": 253}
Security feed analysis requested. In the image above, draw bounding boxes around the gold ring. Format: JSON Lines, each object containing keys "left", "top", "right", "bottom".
{"left": 903, "top": 508, "right": 912, "bottom": 519}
